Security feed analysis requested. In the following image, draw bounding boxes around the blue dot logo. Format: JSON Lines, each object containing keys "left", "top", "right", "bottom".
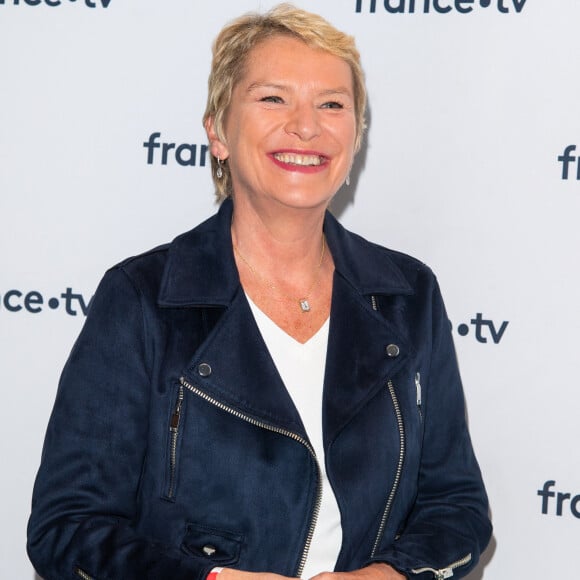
{"left": 457, "top": 324, "right": 469, "bottom": 336}
{"left": 48, "top": 298, "right": 60, "bottom": 310}
{"left": 480, "top": 0, "right": 491, "bottom": 7}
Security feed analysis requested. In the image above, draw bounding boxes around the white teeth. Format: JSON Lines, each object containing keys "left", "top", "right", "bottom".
{"left": 274, "top": 153, "right": 323, "bottom": 166}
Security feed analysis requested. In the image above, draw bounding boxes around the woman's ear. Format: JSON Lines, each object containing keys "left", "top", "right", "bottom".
{"left": 205, "top": 117, "right": 229, "bottom": 160}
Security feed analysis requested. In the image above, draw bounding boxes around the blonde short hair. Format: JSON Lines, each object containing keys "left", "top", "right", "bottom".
{"left": 203, "top": 3, "right": 367, "bottom": 200}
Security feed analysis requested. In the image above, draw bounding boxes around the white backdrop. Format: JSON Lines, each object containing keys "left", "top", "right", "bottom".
{"left": 1, "top": 1, "right": 579, "bottom": 578}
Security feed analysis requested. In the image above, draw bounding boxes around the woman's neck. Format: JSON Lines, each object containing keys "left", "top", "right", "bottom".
{"left": 230, "top": 196, "right": 329, "bottom": 281}
{"left": 230, "top": 196, "right": 334, "bottom": 343}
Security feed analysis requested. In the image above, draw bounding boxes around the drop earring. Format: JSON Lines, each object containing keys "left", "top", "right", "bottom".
{"left": 216, "top": 157, "right": 224, "bottom": 179}
{"left": 345, "top": 173, "right": 351, "bottom": 186}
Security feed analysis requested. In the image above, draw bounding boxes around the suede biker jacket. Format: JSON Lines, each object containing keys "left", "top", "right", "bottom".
{"left": 28, "top": 199, "right": 491, "bottom": 580}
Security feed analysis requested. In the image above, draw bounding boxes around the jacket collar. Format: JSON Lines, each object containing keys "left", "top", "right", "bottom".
{"left": 158, "top": 198, "right": 413, "bottom": 307}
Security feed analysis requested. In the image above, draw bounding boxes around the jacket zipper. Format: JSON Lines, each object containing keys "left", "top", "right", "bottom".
{"left": 167, "top": 384, "right": 184, "bottom": 499}
{"left": 415, "top": 372, "right": 423, "bottom": 421}
{"left": 180, "top": 376, "right": 322, "bottom": 578}
{"left": 74, "top": 568, "right": 94, "bottom": 580}
{"left": 411, "top": 553, "right": 472, "bottom": 579}
{"left": 370, "top": 379, "right": 405, "bottom": 558}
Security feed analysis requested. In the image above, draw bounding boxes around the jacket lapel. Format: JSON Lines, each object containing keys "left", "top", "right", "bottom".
{"left": 157, "top": 199, "right": 239, "bottom": 308}
{"left": 322, "top": 272, "right": 410, "bottom": 448}
{"left": 181, "top": 288, "right": 307, "bottom": 437}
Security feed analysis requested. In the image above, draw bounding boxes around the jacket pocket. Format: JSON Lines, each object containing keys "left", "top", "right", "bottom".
{"left": 181, "top": 522, "right": 244, "bottom": 566}
{"left": 164, "top": 384, "right": 185, "bottom": 500}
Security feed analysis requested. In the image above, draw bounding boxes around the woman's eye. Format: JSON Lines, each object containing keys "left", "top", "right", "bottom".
{"left": 260, "top": 96, "right": 284, "bottom": 104}
{"left": 321, "top": 101, "right": 344, "bottom": 110}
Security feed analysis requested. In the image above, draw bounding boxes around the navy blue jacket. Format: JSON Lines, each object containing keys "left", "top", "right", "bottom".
{"left": 28, "top": 199, "right": 491, "bottom": 580}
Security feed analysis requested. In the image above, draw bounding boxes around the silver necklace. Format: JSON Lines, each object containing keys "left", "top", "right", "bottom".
{"left": 233, "top": 236, "right": 326, "bottom": 313}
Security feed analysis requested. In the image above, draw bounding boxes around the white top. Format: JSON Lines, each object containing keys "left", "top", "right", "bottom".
{"left": 246, "top": 296, "right": 342, "bottom": 579}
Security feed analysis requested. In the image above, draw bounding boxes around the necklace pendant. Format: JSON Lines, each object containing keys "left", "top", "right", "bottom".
{"left": 299, "top": 299, "right": 311, "bottom": 313}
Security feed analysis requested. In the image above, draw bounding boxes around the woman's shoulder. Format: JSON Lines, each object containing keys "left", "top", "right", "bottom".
{"left": 96, "top": 206, "right": 232, "bottom": 310}
{"left": 360, "top": 235, "right": 439, "bottom": 298}
{"left": 327, "top": 212, "right": 437, "bottom": 295}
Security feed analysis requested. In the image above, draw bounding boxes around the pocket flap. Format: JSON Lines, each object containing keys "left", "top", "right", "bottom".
{"left": 181, "top": 522, "right": 244, "bottom": 565}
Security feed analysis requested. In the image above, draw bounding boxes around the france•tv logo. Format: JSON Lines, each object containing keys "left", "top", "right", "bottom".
{"left": 0, "top": 0, "right": 111, "bottom": 7}
{"left": 143, "top": 132, "right": 209, "bottom": 167}
{"left": 454, "top": 313, "right": 509, "bottom": 344}
{"left": 0, "top": 288, "right": 91, "bottom": 316}
{"left": 558, "top": 145, "right": 580, "bottom": 180}
{"left": 355, "top": 0, "right": 527, "bottom": 14}
{"left": 538, "top": 481, "right": 580, "bottom": 519}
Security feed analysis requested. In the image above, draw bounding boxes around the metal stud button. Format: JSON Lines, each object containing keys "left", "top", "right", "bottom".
{"left": 386, "top": 344, "right": 400, "bottom": 358}
{"left": 202, "top": 545, "right": 217, "bottom": 556}
{"left": 198, "top": 362, "right": 212, "bottom": 377}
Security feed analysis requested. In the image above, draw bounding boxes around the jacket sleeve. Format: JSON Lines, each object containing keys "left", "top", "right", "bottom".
{"left": 371, "top": 277, "right": 492, "bottom": 579}
{"left": 27, "top": 267, "right": 213, "bottom": 580}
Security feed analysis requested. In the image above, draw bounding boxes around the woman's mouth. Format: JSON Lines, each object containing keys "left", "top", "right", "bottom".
{"left": 273, "top": 152, "right": 325, "bottom": 166}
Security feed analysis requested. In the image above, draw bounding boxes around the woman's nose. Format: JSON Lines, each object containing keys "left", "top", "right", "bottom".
{"left": 284, "top": 104, "right": 321, "bottom": 141}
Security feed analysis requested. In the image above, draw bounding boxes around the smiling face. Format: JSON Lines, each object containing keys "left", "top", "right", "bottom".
{"left": 206, "top": 34, "right": 357, "bottom": 213}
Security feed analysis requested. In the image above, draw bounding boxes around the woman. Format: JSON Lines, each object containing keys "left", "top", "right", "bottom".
{"left": 27, "top": 4, "right": 491, "bottom": 580}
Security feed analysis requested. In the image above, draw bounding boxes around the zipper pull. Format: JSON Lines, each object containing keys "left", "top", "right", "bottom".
{"left": 412, "top": 554, "right": 471, "bottom": 579}
{"left": 170, "top": 387, "right": 184, "bottom": 431}
{"left": 415, "top": 372, "right": 422, "bottom": 408}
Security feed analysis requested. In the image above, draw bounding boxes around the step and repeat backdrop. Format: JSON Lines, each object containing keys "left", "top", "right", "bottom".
{"left": 1, "top": 0, "right": 578, "bottom": 578}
